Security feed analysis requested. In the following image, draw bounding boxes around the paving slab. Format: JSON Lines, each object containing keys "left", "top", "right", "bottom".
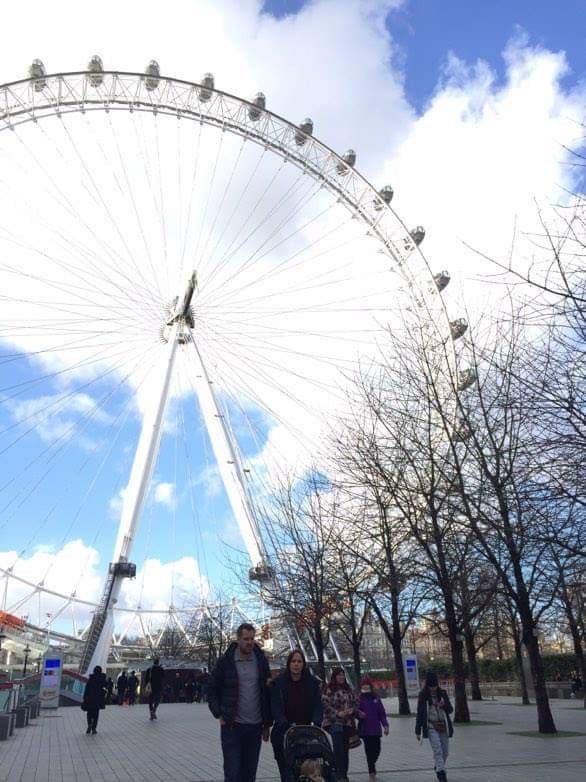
{"left": 0, "top": 697, "right": 584, "bottom": 781}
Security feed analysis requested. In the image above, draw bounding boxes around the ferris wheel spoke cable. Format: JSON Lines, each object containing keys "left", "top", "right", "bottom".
{"left": 198, "top": 155, "right": 297, "bottom": 287}
{"left": 196, "top": 334, "right": 319, "bottom": 453}
{"left": 190, "top": 127, "right": 227, "bottom": 276}
{"left": 7, "top": 343, "right": 168, "bottom": 587}
{"left": 178, "top": 116, "right": 204, "bottom": 277}
{"left": 179, "top": 373, "right": 209, "bottom": 582}
{"left": 0, "top": 243, "right": 162, "bottom": 321}
{"left": 0, "top": 174, "right": 165, "bottom": 321}
{"left": 152, "top": 113, "right": 170, "bottom": 295}
{"left": 195, "top": 135, "right": 248, "bottom": 284}
{"left": 200, "top": 318, "right": 352, "bottom": 402}
{"left": 0, "top": 340, "right": 160, "bottom": 492}
{"left": 58, "top": 115, "right": 164, "bottom": 306}
{"left": 201, "top": 199, "right": 347, "bottom": 312}
{"left": 6, "top": 134, "right": 164, "bottom": 314}
{"left": 0, "top": 336, "right": 151, "bottom": 403}
{"left": 0, "top": 341, "right": 162, "bottom": 540}
{"left": 200, "top": 173, "right": 323, "bottom": 302}
{"left": 201, "top": 144, "right": 268, "bottom": 284}
{"left": 200, "top": 216, "right": 362, "bottom": 314}
{"left": 106, "top": 114, "right": 167, "bottom": 303}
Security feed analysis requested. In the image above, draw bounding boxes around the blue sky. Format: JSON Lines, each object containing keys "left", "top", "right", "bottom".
{"left": 264, "top": 0, "right": 586, "bottom": 112}
{"left": 0, "top": 0, "right": 583, "bottom": 632}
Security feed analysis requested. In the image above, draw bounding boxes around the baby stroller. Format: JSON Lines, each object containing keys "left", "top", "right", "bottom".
{"left": 283, "top": 725, "right": 336, "bottom": 781}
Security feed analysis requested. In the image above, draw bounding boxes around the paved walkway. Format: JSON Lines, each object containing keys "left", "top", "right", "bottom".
{"left": 1, "top": 697, "right": 585, "bottom": 781}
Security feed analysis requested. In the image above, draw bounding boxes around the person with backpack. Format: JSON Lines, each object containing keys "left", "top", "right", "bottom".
{"left": 357, "top": 676, "right": 389, "bottom": 780}
{"left": 144, "top": 658, "right": 165, "bottom": 720}
{"left": 415, "top": 671, "right": 454, "bottom": 782}
{"left": 208, "top": 622, "right": 272, "bottom": 782}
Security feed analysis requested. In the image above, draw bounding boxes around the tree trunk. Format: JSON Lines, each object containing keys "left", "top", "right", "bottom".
{"left": 450, "top": 634, "right": 470, "bottom": 722}
{"left": 391, "top": 637, "right": 411, "bottom": 715}
{"left": 444, "top": 598, "right": 470, "bottom": 722}
{"left": 370, "top": 598, "right": 410, "bottom": 715}
{"left": 313, "top": 625, "right": 327, "bottom": 682}
{"left": 522, "top": 626, "right": 557, "bottom": 733}
{"left": 560, "top": 580, "right": 586, "bottom": 710}
{"left": 465, "top": 630, "right": 482, "bottom": 700}
{"left": 352, "top": 640, "right": 362, "bottom": 687}
{"left": 510, "top": 614, "right": 530, "bottom": 704}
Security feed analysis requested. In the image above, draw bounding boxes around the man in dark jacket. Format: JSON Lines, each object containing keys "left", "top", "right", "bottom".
{"left": 82, "top": 665, "right": 107, "bottom": 734}
{"left": 208, "top": 623, "right": 272, "bottom": 782}
{"left": 116, "top": 670, "right": 128, "bottom": 705}
{"left": 145, "top": 658, "right": 165, "bottom": 720}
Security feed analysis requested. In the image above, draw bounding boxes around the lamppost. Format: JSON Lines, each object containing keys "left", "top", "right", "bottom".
{"left": 23, "top": 644, "right": 31, "bottom": 677}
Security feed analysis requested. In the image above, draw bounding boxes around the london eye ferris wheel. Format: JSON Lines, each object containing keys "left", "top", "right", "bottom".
{"left": 0, "top": 57, "right": 465, "bottom": 673}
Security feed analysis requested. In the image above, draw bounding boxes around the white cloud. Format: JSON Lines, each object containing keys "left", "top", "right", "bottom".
{"left": 7, "top": 392, "right": 112, "bottom": 450}
{"left": 153, "top": 481, "right": 177, "bottom": 508}
{"left": 0, "top": 2, "right": 583, "bottom": 610}
{"left": 0, "top": 541, "right": 209, "bottom": 633}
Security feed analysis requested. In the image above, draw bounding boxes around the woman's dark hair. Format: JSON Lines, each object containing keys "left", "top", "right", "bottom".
{"left": 93, "top": 665, "right": 102, "bottom": 674}
{"left": 327, "top": 666, "right": 350, "bottom": 692}
{"left": 286, "top": 649, "right": 306, "bottom": 675}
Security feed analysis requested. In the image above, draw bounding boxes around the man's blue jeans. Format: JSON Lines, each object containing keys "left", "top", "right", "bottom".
{"left": 221, "top": 722, "right": 263, "bottom": 782}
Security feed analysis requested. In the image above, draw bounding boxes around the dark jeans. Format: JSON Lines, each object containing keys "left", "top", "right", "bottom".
{"left": 86, "top": 707, "right": 99, "bottom": 730}
{"left": 149, "top": 689, "right": 162, "bottom": 714}
{"left": 270, "top": 723, "right": 288, "bottom": 782}
{"left": 363, "top": 735, "right": 381, "bottom": 773}
{"left": 331, "top": 726, "right": 350, "bottom": 779}
{"left": 221, "top": 722, "right": 263, "bottom": 782}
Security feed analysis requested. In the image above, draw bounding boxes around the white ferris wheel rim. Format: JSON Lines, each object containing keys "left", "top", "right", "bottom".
{"left": 0, "top": 66, "right": 459, "bottom": 621}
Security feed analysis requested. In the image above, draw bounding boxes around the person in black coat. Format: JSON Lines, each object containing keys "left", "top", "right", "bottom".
{"left": 415, "top": 671, "right": 454, "bottom": 782}
{"left": 127, "top": 671, "right": 139, "bottom": 706}
{"left": 144, "top": 658, "right": 165, "bottom": 720}
{"left": 116, "top": 670, "right": 128, "bottom": 705}
{"left": 208, "top": 622, "right": 272, "bottom": 782}
{"left": 82, "top": 665, "right": 107, "bottom": 735}
{"left": 270, "top": 649, "right": 323, "bottom": 782}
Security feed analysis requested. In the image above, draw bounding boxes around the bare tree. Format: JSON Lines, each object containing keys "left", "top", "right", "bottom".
{"left": 257, "top": 474, "right": 340, "bottom": 680}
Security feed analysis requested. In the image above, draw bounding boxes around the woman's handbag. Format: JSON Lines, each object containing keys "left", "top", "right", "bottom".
{"left": 81, "top": 701, "right": 88, "bottom": 712}
{"left": 348, "top": 720, "right": 362, "bottom": 749}
{"left": 144, "top": 682, "right": 152, "bottom": 698}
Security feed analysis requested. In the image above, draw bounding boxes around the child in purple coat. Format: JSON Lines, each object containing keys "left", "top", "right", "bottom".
{"left": 357, "top": 676, "right": 389, "bottom": 780}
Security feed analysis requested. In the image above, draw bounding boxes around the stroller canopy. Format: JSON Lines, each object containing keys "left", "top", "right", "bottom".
{"left": 284, "top": 725, "right": 334, "bottom": 766}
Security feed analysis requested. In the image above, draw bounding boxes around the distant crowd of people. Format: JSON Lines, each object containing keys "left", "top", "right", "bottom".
{"left": 83, "top": 622, "right": 454, "bottom": 782}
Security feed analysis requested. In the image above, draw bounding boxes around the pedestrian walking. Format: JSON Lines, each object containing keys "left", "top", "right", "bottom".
{"left": 357, "top": 676, "right": 389, "bottom": 780}
{"left": 185, "top": 675, "right": 196, "bottom": 704}
{"left": 270, "top": 649, "right": 323, "bottom": 782}
{"left": 208, "top": 622, "right": 272, "bottom": 782}
{"left": 415, "top": 671, "right": 454, "bottom": 782}
{"left": 144, "top": 657, "right": 165, "bottom": 720}
{"left": 116, "top": 670, "right": 128, "bottom": 705}
{"left": 105, "top": 676, "right": 114, "bottom": 704}
{"left": 127, "top": 670, "right": 139, "bottom": 705}
{"left": 82, "top": 665, "right": 107, "bottom": 735}
{"left": 201, "top": 668, "right": 211, "bottom": 703}
{"left": 322, "top": 667, "right": 358, "bottom": 782}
